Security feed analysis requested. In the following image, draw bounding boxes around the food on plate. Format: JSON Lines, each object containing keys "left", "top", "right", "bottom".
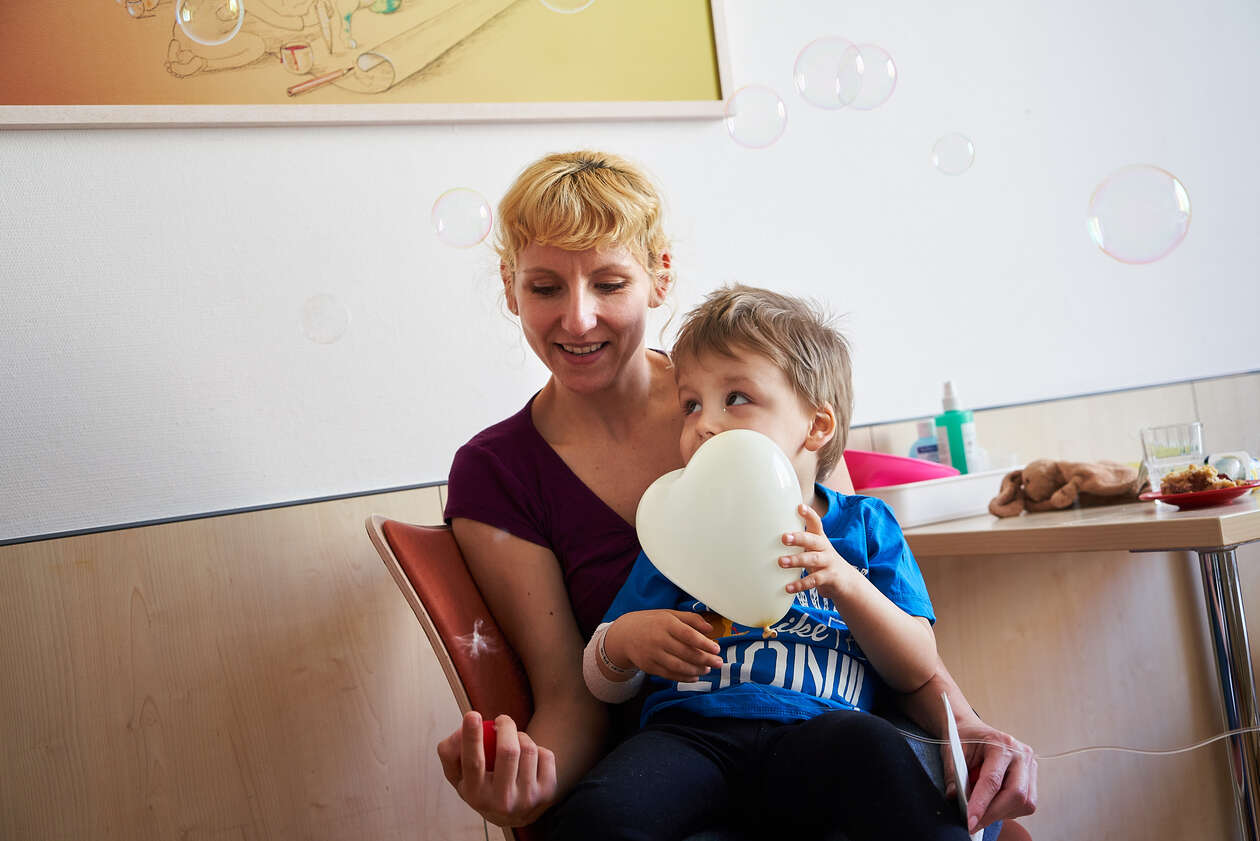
{"left": 1159, "top": 463, "right": 1239, "bottom": 495}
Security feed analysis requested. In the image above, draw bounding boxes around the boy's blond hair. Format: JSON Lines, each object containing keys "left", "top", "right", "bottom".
{"left": 495, "top": 150, "right": 672, "bottom": 284}
{"left": 672, "top": 284, "right": 854, "bottom": 480}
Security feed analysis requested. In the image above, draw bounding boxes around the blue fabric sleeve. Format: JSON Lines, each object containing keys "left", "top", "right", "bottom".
{"left": 860, "top": 497, "right": 936, "bottom": 624}
{"left": 602, "top": 552, "right": 690, "bottom": 624}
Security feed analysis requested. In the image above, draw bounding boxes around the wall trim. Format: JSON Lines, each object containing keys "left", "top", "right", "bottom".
{"left": 0, "top": 480, "right": 446, "bottom": 548}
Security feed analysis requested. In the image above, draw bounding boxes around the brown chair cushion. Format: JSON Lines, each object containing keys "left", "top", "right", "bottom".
{"left": 381, "top": 520, "right": 533, "bottom": 725}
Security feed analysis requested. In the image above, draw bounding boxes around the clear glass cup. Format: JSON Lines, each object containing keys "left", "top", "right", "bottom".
{"left": 1141, "top": 422, "right": 1205, "bottom": 490}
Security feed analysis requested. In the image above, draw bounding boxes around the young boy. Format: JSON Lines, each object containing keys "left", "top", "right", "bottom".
{"left": 550, "top": 285, "right": 969, "bottom": 841}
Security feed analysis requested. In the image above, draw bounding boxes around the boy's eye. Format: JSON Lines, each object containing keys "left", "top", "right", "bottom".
{"left": 682, "top": 399, "right": 700, "bottom": 416}
{"left": 725, "top": 392, "right": 751, "bottom": 407}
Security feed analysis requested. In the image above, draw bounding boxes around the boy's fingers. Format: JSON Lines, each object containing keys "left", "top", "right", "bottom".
{"left": 782, "top": 531, "right": 827, "bottom": 551}
{"left": 798, "top": 503, "right": 824, "bottom": 533}
{"left": 676, "top": 610, "right": 715, "bottom": 635}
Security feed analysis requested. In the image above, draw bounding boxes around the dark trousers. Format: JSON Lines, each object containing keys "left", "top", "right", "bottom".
{"left": 548, "top": 708, "right": 971, "bottom": 841}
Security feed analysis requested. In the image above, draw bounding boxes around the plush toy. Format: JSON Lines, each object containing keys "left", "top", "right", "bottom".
{"left": 989, "top": 459, "right": 1148, "bottom": 518}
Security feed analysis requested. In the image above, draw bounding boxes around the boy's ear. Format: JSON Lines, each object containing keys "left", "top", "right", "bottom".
{"left": 804, "top": 402, "right": 838, "bottom": 453}
{"left": 501, "top": 262, "right": 518, "bottom": 315}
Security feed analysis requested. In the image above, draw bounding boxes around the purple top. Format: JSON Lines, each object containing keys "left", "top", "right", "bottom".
{"left": 444, "top": 395, "right": 642, "bottom": 640}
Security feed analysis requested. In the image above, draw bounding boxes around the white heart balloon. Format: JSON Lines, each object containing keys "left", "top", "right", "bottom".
{"left": 636, "top": 428, "right": 805, "bottom": 628}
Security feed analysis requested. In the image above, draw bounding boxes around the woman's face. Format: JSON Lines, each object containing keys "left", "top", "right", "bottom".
{"left": 505, "top": 243, "right": 667, "bottom": 394}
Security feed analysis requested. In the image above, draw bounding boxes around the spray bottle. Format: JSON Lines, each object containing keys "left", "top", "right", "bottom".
{"left": 935, "top": 381, "right": 979, "bottom": 474}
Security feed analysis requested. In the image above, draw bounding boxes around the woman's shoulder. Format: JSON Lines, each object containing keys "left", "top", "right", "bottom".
{"left": 459, "top": 396, "right": 538, "bottom": 452}
{"left": 448, "top": 396, "right": 551, "bottom": 494}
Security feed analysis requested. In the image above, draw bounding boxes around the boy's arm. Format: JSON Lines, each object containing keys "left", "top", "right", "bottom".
{"left": 824, "top": 574, "right": 938, "bottom": 692}
{"left": 602, "top": 609, "right": 723, "bottom": 682}
{"left": 582, "top": 611, "right": 723, "bottom": 701}
{"left": 583, "top": 556, "right": 723, "bottom": 700}
{"left": 782, "top": 503, "right": 939, "bottom": 692}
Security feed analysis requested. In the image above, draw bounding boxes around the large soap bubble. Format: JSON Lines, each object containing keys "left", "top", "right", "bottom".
{"left": 539, "top": 0, "right": 595, "bottom": 12}
{"left": 932, "top": 133, "right": 975, "bottom": 175}
{"left": 847, "top": 44, "right": 897, "bottom": 110}
{"left": 1087, "top": 165, "right": 1191, "bottom": 264}
{"left": 724, "top": 85, "right": 787, "bottom": 149}
{"left": 432, "top": 188, "right": 493, "bottom": 248}
{"left": 301, "top": 294, "right": 350, "bottom": 344}
{"left": 793, "top": 36, "right": 862, "bottom": 110}
{"left": 175, "top": 0, "right": 244, "bottom": 46}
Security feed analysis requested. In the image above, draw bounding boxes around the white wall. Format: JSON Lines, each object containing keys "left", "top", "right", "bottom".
{"left": 3, "top": 0, "right": 1258, "bottom": 542}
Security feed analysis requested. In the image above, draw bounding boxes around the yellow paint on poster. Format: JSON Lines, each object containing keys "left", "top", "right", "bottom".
{"left": 0, "top": 0, "right": 720, "bottom": 106}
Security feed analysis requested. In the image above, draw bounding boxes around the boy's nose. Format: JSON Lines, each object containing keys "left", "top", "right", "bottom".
{"left": 694, "top": 408, "right": 724, "bottom": 440}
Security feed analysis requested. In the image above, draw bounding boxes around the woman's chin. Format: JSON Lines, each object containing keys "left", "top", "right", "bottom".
{"left": 550, "top": 346, "right": 620, "bottom": 391}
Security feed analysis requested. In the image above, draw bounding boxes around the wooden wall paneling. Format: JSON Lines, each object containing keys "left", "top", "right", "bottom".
{"left": 1193, "top": 373, "right": 1260, "bottom": 457}
{"left": 920, "top": 547, "right": 1241, "bottom": 841}
{"left": 0, "top": 486, "right": 486, "bottom": 841}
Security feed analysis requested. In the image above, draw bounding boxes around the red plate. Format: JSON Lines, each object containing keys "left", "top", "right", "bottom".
{"left": 1139, "top": 480, "right": 1260, "bottom": 510}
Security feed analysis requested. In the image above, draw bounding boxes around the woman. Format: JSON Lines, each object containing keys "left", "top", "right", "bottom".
{"left": 438, "top": 150, "right": 1036, "bottom": 837}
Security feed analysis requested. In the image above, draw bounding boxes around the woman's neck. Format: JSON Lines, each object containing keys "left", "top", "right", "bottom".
{"left": 535, "top": 348, "right": 669, "bottom": 443}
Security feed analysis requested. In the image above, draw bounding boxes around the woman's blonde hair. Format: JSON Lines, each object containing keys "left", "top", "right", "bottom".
{"left": 672, "top": 284, "right": 854, "bottom": 480}
{"left": 495, "top": 150, "right": 673, "bottom": 284}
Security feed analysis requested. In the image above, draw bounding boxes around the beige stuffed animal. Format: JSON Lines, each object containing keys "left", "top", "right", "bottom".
{"left": 989, "top": 459, "right": 1147, "bottom": 517}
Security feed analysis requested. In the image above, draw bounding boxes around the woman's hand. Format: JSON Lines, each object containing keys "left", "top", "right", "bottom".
{"left": 607, "top": 610, "right": 724, "bottom": 682}
{"left": 950, "top": 718, "right": 1038, "bottom": 833}
{"left": 436, "top": 710, "right": 558, "bottom": 828}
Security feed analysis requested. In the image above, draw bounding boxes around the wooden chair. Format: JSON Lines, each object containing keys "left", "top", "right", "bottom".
{"left": 366, "top": 515, "right": 541, "bottom": 841}
{"left": 366, "top": 514, "right": 1031, "bottom": 841}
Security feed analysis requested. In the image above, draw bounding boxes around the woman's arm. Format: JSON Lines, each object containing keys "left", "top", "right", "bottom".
{"left": 438, "top": 517, "right": 609, "bottom": 827}
{"left": 893, "top": 658, "right": 1038, "bottom": 832}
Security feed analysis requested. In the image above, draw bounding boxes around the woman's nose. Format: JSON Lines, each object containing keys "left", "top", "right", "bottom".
{"left": 561, "top": 288, "right": 598, "bottom": 335}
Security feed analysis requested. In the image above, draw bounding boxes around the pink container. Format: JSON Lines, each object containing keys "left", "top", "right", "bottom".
{"left": 843, "top": 449, "right": 960, "bottom": 490}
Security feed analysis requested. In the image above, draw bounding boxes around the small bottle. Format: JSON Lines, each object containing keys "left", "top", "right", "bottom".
{"left": 907, "top": 420, "right": 940, "bottom": 463}
{"left": 935, "top": 381, "right": 979, "bottom": 474}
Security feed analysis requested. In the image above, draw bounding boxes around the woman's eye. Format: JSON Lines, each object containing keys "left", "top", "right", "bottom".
{"left": 725, "top": 392, "right": 751, "bottom": 407}
{"left": 596, "top": 281, "right": 628, "bottom": 293}
{"left": 529, "top": 285, "right": 559, "bottom": 296}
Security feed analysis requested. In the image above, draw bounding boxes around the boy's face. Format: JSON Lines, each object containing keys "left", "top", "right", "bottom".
{"left": 675, "top": 346, "right": 831, "bottom": 481}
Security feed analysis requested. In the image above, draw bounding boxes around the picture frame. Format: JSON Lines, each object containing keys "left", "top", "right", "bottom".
{"left": 0, "top": 0, "right": 730, "bottom": 128}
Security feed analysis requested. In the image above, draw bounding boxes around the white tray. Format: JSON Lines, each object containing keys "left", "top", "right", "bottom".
{"left": 858, "top": 467, "right": 1015, "bottom": 528}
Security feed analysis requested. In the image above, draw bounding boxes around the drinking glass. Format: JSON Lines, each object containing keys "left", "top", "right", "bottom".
{"left": 1141, "top": 422, "right": 1204, "bottom": 490}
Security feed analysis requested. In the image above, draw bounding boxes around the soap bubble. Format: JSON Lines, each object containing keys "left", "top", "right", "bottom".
{"left": 1087, "top": 165, "right": 1191, "bottom": 264}
{"left": 432, "top": 188, "right": 493, "bottom": 248}
{"left": 932, "top": 133, "right": 975, "bottom": 175}
{"left": 175, "top": 0, "right": 244, "bottom": 46}
{"left": 793, "top": 36, "right": 862, "bottom": 110}
{"left": 539, "top": 0, "right": 595, "bottom": 12}
{"left": 724, "top": 85, "right": 787, "bottom": 149}
{"left": 848, "top": 44, "right": 897, "bottom": 110}
{"left": 301, "top": 294, "right": 349, "bottom": 344}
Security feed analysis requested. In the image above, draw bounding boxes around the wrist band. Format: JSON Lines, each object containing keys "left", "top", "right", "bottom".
{"left": 583, "top": 623, "right": 644, "bottom": 703}
{"left": 598, "top": 624, "right": 636, "bottom": 674}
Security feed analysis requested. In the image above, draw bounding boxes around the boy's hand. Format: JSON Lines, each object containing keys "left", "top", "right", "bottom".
{"left": 778, "top": 503, "right": 859, "bottom": 603}
{"left": 608, "top": 610, "right": 725, "bottom": 682}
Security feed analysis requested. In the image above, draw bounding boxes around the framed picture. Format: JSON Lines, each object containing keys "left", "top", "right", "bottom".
{"left": 0, "top": 0, "right": 729, "bottom": 128}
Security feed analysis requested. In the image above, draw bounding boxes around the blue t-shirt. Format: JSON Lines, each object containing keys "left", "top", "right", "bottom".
{"left": 602, "top": 485, "right": 935, "bottom": 726}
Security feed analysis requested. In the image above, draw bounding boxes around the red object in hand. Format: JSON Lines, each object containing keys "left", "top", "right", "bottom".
{"left": 482, "top": 719, "right": 497, "bottom": 772}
